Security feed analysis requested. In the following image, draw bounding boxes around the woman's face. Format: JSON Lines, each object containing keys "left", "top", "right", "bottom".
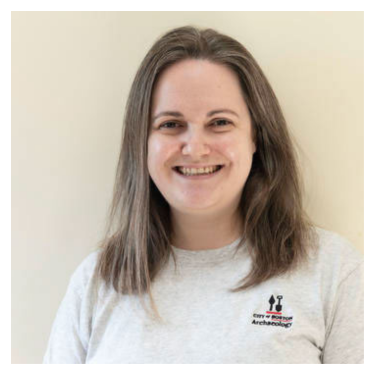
{"left": 147, "top": 59, "right": 256, "bottom": 216}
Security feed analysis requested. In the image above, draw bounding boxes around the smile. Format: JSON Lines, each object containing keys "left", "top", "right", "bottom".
{"left": 172, "top": 165, "right": 224, "bottom": 179}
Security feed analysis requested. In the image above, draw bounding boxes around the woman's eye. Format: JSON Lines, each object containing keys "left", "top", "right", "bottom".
{"left": 159, "top": 121, "right": 179, "bottom": 129}
{"left": 212, "top": 119, "right": 231, "bottom": 127}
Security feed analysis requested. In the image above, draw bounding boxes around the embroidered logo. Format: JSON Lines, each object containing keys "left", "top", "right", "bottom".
{"left": 251, "top": 295, "right": 294, "bottom": 329}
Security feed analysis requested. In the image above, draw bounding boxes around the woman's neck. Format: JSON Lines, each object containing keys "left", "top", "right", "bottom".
{"left": 170, "top": 209, "right": 243, "bottom": 250}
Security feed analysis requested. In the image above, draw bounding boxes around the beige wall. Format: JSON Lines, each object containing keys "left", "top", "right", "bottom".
{"left": 11, "top": 12, "right": 363, "bottom": 363}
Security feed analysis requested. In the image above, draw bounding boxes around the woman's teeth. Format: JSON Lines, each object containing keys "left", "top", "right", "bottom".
{"left": 176, "top": 165, "right": 222, "bottom": 176}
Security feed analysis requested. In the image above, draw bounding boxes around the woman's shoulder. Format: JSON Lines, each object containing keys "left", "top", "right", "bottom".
{"left": 309, "top": 226, "right": 363, "bottom": 281}
{"left": 313, "top": 226, "right": 363, "bottom": 261}
{"left": 68, "top": 248, "right": 104, "bottom": 296}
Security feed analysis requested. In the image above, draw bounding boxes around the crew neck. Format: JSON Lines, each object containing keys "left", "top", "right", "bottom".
{"left": 170, "top": 237, "right": 246, "bottom": 265}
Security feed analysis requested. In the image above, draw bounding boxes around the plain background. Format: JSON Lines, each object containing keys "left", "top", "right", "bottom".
{"left": 11, "top": 11, "right": 363, "bottom": 363}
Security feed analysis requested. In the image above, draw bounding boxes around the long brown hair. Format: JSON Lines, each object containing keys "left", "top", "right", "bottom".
{"left": 93, "top": 25, "right": 319, "bottom": 320}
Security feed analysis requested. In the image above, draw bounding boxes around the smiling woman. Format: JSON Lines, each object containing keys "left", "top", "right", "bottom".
{"left": 43, "top": 25, "right": 363, "bottom": 364}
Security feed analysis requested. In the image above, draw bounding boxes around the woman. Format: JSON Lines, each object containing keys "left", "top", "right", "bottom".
{"left": 43, "top": 25, "right": 363, "bottom": 364}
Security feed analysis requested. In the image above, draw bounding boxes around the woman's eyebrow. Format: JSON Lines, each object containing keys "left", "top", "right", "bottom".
{"left": 151, "top": 109, "right": 239, "bottom": 123}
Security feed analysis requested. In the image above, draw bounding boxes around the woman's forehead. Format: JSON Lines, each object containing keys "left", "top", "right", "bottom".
{"left": 151, "top": 60, "right": 246, "bottom": 116}
{"left": 154, "top": 59, "right": 241, "bottom": 94}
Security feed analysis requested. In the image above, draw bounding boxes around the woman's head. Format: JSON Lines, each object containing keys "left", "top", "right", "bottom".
{"left": 94, "top": 25, "right": 318, "bottom": 319}
{"left": 148, "top": 58, "right": 256, "bottom": 224}
{"left": 126, "top": 25, "right": 297, "bottom": 224}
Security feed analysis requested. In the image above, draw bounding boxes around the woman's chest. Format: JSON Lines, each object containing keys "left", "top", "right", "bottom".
{"left": 86, "top": 277, "right": 325, "bottom": 363}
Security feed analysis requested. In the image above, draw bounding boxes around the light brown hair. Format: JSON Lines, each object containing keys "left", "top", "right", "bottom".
{"left": 93, "top": 25, "right": 319, "bottom": 320}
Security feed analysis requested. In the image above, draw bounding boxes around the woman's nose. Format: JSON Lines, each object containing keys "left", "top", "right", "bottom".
{"left": 181, "top": 128, "right": 211, "bottom": 157}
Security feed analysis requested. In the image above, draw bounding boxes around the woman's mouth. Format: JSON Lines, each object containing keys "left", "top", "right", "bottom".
{"left": 172, "top": 165, "right": 224, "bottom": 180}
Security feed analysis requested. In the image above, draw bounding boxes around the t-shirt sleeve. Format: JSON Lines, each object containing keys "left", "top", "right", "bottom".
{"left": 42, "top": 276, "right": 87, "bottom": 364}
{"left": 322, "top": 260, "right": 364, "bottom": 364}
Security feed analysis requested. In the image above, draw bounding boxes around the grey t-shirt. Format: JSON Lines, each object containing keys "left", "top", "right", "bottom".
{"left": 43, "top": 227, "right": 364, "bottom": 363}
